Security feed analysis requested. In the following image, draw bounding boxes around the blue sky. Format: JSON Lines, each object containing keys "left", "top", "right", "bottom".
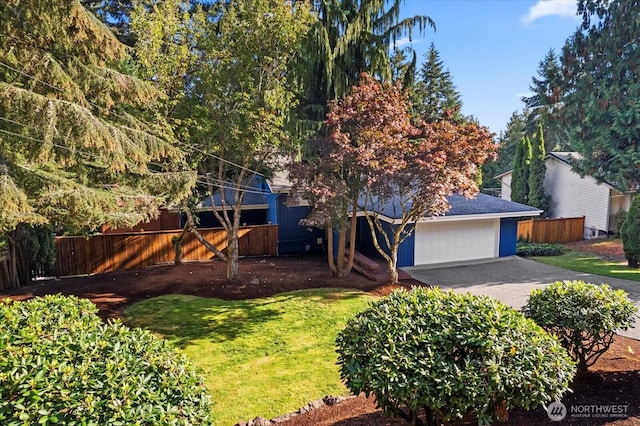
{"left": 396, "top": 0, "right": 581, "bottom": 135}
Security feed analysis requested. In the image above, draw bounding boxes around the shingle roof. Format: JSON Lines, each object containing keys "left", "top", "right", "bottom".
{"left": 371, "top": 192, "right": 541, "bottom": 221}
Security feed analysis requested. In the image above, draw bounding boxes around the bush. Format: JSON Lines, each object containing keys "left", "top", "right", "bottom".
{"left": 524, "top": 280, "right": 638, "bottom": 375}
{"left": 336, "top": 287, "right": 576, "bottom": 426}
{"left": 0, "top": 295, "right": 212, "bottom": 425}
{"left": 516, "top": 242, "right": 565, "bottom": 257}
{"left": 621, "top": 195, "right": 640, "bottom": 268}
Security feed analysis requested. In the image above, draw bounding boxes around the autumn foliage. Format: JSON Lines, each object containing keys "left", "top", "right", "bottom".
{"left": 291, "top": 74, "right": 495, "bottom": 280}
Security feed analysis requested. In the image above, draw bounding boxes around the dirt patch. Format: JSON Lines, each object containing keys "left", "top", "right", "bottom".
{"left": 565, "top": 239, "right": 626, "bottom": 262}
{"left": 2, "top": 253, "right": 639, "bottom": 425}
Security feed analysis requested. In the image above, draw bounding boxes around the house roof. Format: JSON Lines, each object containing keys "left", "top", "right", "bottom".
{"left": 361, "top": 192, "right": 542, "bottom": 224}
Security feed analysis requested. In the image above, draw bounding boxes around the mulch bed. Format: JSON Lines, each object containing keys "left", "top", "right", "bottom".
{"left": 2, "top": 241, "right": 639, "bottom": 425}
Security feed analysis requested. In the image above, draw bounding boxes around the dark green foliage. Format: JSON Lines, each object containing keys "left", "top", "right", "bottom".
{"left": 525, "top": 280, "right": 638, "bottom": 375}
{"left": 614, "top": 209, "right": 627, "bottom": 236}
{"left": 482, "top": 111, "right": 525, "bottom": 189}
{"left": 517, "top": 242, "right": 566, "bottom": 257}
{"left": 412, "top": 43, "right": 463, "bottom": 123}
{"left": 559, "top": 0, "right": 640, "bottom": 191}
{"left": 527, "top": 125, "right": 551, "bottom": 215}
{"left": 336, "top": 287, "right": 576, "bottom": 426}
{"left": 620, "top": 195, "right": 640, "bottom": 268}
{"left": 521, "top": 49, "right": 568, "bottom": 151}
{"left": 510, "top": 136, "right": 531, "bottom": 204}
{"left": 0, "top": 295, "right": 213, "bottom": 425}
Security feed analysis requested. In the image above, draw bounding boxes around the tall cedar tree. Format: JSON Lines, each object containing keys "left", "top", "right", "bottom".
{"left": 511, "top": 136, "right": 532, "bottom": 205}
{"left": 528, "top": 125, "right": 550, "bottom": 215}
{"left": 621, "top": 195, "right": 640, "bottom": 268}
{"left": 521, "top": 49, "right": 568, "bottom": 151}
{"left": 292, "top": 75, "right": 495, "bottom": 282}
{"left": 482, "top": 111, "right": 526, "bottom": 189}
{"left": 0, "top": 0, "right": 194, "bottom": 287}
{"left": 293, "top": 0, "right": 434, "bottom": 143}
{"left": 181, "top": 0, "right": 312, "bottom": 281}
{"left": 412, "top": 43, "right": 463, "bottom": 122}
{"left": 559, "top": 0, "right": 640, "bottom": 191}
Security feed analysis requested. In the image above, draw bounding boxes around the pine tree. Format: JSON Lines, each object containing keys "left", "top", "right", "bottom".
{"left": 413, "top": 43, "right": 463, "bottom": 122}
{"left": 0, "top": 0, "right": 194, "bottom": 235}
{"left": 559, "top": 0, "right": 640, "bottom": 190}
{"left": 482, "top": 111, "right": 525, "bottom": 189}
{"left": 521, "top": 49, "right": 567, "bottom": 151}
{"left": 528, "top": 125, "right": 550, "bottom": 215}
{"left": 511, "top": 136, "right": 531, "bottom": 204}
{"left": 293, "top": 0, "right": 434, "bottom": 142}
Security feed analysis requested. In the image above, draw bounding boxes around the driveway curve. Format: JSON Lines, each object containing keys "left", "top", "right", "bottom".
{"left": 404, "top": 256, "right": 640, "bottom": 340}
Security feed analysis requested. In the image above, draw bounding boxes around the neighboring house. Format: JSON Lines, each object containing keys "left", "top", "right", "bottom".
{"left": 497, "top": 152, "right": 634, "bottom": 237}
{"left": 356, "top": 193, "right": 542, "bottom": 267}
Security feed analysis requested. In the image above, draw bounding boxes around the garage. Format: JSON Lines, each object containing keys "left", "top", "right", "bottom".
{"left": 414, "top": 218, "right": 500, "bottom": 265}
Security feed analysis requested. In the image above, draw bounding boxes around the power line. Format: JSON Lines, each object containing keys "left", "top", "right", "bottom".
{"left": 0, "top": 58, "right": 265, "bottom": 177}
{"left": 1, "top": 121, "right": 270, "bottom": 196}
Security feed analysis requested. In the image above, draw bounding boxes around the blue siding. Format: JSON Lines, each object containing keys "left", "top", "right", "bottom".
{"left": 499, "top": 217, "right": 518, "bottom": 257}
{"left": 277, "top": 195, "right": 324, "bottom": 255}
{"left": 356, "top": 217, "right": 415, "bottom": 267}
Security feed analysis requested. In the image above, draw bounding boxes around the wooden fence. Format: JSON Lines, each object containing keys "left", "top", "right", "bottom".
{"left": 517, "top": 217, "right": 585, "bottom": 244}
{"left": 54, "top": 225, "right": 278, "bottom": 277}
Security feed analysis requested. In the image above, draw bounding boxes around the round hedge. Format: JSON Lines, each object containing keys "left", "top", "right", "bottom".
{"left": 336, "top": 287, "right": 576, "bottom": 425}
{"left": 525, "top": 280, "right": 638, "bottom": 375}
{"left": 0, "top": 295, "right": 212, "bottom": 425}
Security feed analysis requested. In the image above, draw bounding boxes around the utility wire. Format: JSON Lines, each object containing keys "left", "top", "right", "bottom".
{"left": 0, "top": 58, "right": 265, "bottom": 177}
{"left": 1, "top": 120, "right": 271, "bottom": 196}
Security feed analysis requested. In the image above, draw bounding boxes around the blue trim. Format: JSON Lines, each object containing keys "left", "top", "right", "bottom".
{"left": 499, "top": 217, "right": 518, "bottom": 257}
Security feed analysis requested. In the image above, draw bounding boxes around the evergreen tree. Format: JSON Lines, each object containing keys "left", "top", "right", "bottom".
{"left": 413, "top": 43, "right": 463, "bottom": 122}
{"left": 0, "top": 0, "right": 194, "bottom": 285}
{"left": 521, "top": 49, "right": 568, "bottom": 151}
{"left": 511, "top": 136, "right": 531, "bottom": 204}
{"left": 559, "top": 0, "right": 640, "bottom": 191}
{"left": 528, "top": 125, "right": 550, "bottom": 215}
{"left": 620, "top": 195, "right": 640, "bottom": 268}
{"left": 482, "top": 111, "right": 526, "bottom": 189}
{"left": 293, "top": 0, "right": 434, "bottom": 142}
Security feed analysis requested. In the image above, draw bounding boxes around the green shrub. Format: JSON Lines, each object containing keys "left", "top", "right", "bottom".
{"left": 621, "top": 195, "right": 640, "bottom": 267}
{"left": 336, "top": 287, "right": 576, "bottom": 426}
{"left": 524, "top": 280, "right": 638, "bottom": 375}
{"left": 517, "top": 242, "right": 565, "bottom": 257}
{"left": 0, "top": 295, "right": 212, "bottom": 425}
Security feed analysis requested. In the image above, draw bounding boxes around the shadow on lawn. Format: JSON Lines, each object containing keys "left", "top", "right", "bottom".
{"left": 124, "top": 289, "right": 367, "bottom": 349}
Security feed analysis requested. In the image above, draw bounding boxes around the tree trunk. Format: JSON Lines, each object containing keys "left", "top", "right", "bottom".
{"left": 326, "top": 224, "right": 337, "bottom": 275}
{"left": 172, "top": 223, "right": 189, "bottom": 265}
{"left": 336, "top": 227, "right": 347, "bottom": 277}
{"left": 387, "top": 250, "right": 399, "bottom": 284}
{"left": 227, "top": 232, "right": 239, "bottom": 281}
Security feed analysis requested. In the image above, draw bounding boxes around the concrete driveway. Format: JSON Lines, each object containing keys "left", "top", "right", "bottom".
{"left": 404, "top": 256, "right": 640, "bottom": 340}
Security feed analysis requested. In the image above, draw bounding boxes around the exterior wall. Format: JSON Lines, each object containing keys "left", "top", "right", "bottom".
{"left": 355, "top": 217, "right": 415, "bottom": 267}
{"left": 276, "top": 194, "right": 324, "bottom": 255}
{"left": 500, "top": 173, "right": 512, "bottom": 201}
{"left": 499, "top": 217, "right": 518, "bottom": 257}
{"left": 543, "top": 157, "right": 611, "bottom": 232}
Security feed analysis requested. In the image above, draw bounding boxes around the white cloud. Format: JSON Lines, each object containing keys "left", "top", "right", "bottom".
{"left": 392, "top": 37, "right": 423, "bottom": 49}
{"left": 522, "top": 0, "right": 577, "bottom": 24}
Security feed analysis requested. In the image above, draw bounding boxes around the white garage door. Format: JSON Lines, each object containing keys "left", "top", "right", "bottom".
{"left": 414, "top": 219, "right": 499, "bottom": 265}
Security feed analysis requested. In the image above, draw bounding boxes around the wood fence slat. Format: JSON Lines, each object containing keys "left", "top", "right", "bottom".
{"left": 517, "top": 217, "right": 585, "bottom": 244}
{"left": 54, "top": 225, "right": 279, "bottom": 276}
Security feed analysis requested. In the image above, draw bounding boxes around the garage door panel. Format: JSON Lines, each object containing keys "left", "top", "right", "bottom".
{"left": 414, "top": 220, "right": 498, "bottom": 265}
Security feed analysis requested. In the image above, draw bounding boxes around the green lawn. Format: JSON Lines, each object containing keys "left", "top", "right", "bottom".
{"left": 123, "top": 288, "right": 374, "bottom": 425}
{"left": 533, "top": 250, "right": 640, "bottom": 282}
